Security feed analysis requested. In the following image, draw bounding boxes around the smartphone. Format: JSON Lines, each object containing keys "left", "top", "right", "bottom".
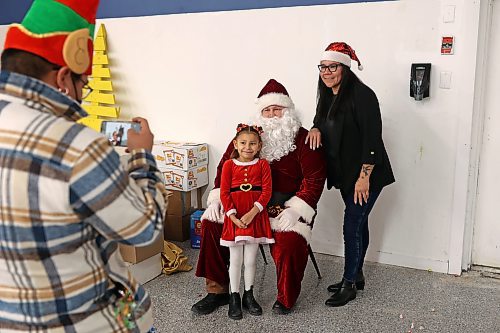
{"left": 100, "top": 120, "right": 141, "bottom": 147}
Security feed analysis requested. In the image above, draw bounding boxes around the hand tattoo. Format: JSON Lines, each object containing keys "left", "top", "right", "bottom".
{"left": 361, "top": 165, "right": 373, "bottom": 178}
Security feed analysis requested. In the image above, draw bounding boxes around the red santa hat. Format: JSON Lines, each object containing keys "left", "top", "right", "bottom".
{"left": 256, "top": 79, "right": 295, "bottom": 112}
{"left": 321, "top": 42, "right": 363, "bottom": 71}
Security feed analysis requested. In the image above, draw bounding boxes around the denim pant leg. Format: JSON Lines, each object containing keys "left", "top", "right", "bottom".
{"left": 341, "top": 189, "right": 381, "bottom": 282}
{"left": 359, "top": 214, "right": 371, "bottom": 273}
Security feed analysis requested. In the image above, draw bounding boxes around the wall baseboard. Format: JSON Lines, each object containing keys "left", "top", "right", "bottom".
{"left": 313, "top": 240, "right": 450, "bottom": 274}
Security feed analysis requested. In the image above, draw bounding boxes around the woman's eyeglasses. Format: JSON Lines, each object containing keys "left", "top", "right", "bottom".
{"left": 317, "top": 64, "right": 339, "bottom": 73}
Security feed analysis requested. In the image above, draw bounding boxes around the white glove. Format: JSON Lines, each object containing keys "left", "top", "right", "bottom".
{"left": 202, "top": 202, "right": 223, "bottom": 221}
{"left": 277, "top": 208, "right": 301, "bottom": 231}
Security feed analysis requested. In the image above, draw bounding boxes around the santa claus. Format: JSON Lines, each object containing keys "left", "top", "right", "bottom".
{"left": 192, "top": 79, "right": 326, "bottom": 315}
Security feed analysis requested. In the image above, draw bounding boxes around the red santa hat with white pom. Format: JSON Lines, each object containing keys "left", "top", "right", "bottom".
{"left": 321, "top": 42, "right": 363, "bottom": 71}
{"left": 255, "top": 79, "right": 295, "bottom": 112}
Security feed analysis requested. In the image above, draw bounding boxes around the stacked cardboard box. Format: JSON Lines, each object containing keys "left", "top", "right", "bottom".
{"left": 163, "top": 190, "right": 193, "bottom": 241}
{"left": 117, "top": 141, "right": 209, "bottom": 280}
{"left": 119, "top": 234, "right": 163, "bottom": 284}
{"left": 115, "top": 154, "right": 173, "bottom": 283}
{"left": 152, "top": 141, "right": 209, "bottom": 191}
{"left": 152, "top": 141, "right": 209, "bottom": 242}
{"left": 118, "top": 216, "right": 168, "bottom": 284}
{"left": 120, "top": 234, "right": 163, "bottom": 263}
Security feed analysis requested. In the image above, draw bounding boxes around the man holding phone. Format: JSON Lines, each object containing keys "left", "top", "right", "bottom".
{"left": 0, "top": 1, "right": 167, "bottom": 332}
{"left": 101, "top": 120, "right": 142, "bottom": 147}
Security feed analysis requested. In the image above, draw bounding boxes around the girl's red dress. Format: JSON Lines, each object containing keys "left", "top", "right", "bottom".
{"left": 220, "top": 158, "right": 274, "bottom": 246}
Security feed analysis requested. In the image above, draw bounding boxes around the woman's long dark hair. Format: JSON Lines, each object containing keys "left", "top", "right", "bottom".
{"left": 316, "top": 64, "right": 361, "bottom": 120}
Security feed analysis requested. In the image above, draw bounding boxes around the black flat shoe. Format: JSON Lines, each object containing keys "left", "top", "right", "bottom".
{"left": 327, "top": 271, "right": 365, "bottom": 293}
{"left": 325, "top": 281, "right": 357, "bottom": 307}
{"left": 228, "top": 292, "right": 243, "bottom": 320}
{"left": 242, "top": 286, "right": 262, "bottom": 316}
{"left": 272, "top": 300, "right": 291, "bottom": 315}
{"left": 191, "top": 293, "right": 229, "bottom": 315}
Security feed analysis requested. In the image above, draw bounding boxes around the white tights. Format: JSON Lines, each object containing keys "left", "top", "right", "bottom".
{"left": 228, "top": 243, "right": 259, "bottom": 294}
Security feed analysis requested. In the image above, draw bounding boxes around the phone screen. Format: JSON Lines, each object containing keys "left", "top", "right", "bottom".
{"left": 100, "top": 121, "right": 140, "bottom": 147}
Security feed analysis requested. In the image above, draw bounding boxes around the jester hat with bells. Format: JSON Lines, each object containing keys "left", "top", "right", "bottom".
{"left": 3, "top": 0, "right": 100, "bottom": 75}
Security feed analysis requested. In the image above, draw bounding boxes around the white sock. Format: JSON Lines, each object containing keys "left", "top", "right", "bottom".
{"left": 229, "top": 246, "right": 243, "bottom": 293}
{"left": 243, "top": 243, "right": 259, "bottom": 291}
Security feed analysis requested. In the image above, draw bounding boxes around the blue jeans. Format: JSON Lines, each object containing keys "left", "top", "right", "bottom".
{"left": 340, "top": 189, "right": 381, "bottom": 283}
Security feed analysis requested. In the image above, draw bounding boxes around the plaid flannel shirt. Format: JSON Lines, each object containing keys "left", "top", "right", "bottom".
{"left": 0, "top": 71, "right": 168, "bottom": 332}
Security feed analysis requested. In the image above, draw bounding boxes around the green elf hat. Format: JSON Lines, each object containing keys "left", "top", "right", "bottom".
{"left": 3, "top": 0, "right": 100, "bottom": 75}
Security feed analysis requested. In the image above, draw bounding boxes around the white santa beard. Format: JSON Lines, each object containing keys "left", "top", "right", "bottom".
{"left": 255, "top": 108, "right": 301, "bottom": 162}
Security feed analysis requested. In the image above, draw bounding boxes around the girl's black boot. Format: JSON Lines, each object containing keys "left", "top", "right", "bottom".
{"left": 242, "top": 286, "right": 262, "bottom": 316}
{"left": 228, "top": 292, "right": 243, "bottom": 320}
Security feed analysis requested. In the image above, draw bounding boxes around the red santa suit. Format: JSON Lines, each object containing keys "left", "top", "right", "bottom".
{"left": 196, "top": 127, "right": 326, "bottom": 309}
{"left": 220, "top": 158, "right": 274, "bottom": 246}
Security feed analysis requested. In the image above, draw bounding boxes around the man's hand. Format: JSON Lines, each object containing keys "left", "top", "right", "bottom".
{"left": 127, "top": 117, "right": 154, "bottom": 152}
{"left": 277, "top": 208, "right": 301, "bottom": 231}
{"left": 240, "top": 206, "right": 259, "bottom": 226}
{"left": 202, "top": 202, "right": 223, "bottom": 221}
{"left": 230, "top": 214, "right": 247, "bottom": 229}
{"left": 305, "top": 128, "right": 322, "bottom": 150}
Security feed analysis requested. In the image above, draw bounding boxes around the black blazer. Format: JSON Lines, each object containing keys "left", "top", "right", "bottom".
{"left": 313, "top": 80, "right": 395, "bottom": 192}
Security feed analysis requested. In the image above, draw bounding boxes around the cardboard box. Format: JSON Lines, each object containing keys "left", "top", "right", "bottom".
{"left": 152, "top": 142, "right": 172, "bottom": 172}
{"left": 164, "top": 214, "right": 191, "bottom": 241}
{"left": 166, "top": 189, "right": 204, "bottom": 214}
{"left": 152, "top": 141, "right": 208, "bottom": 171}
{"left": 124, "top": 253, "right": 162, "bottom": 284}
{"left": 168, "top": 188, "right": 204, "bottom": 213}
{"left": 163, "top": 165, "right": 208, "bottom": 191}
{"left": 163, "top": 142, "right": 208, "bottom": 170}
{"left": 167, "top": 190, "right": 192, "bottom": 216}
{"left": 190, "top": 210, "right": 204, "bottom": 249}
{"left": 119, "top": 234, "right": 163, "bottom": 264}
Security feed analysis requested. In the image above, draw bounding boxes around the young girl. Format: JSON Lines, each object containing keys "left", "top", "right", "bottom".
{"left": 220, "top": 123, "right": 274, "bottom": 320}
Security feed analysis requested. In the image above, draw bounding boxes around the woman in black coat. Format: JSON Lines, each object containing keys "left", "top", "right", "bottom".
{"left": 306, "top": 42, "right": 395, "bottom": 307}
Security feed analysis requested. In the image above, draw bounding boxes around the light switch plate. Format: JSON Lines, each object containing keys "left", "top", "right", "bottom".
{"left": 440, "top": 71, "right": 452, "bottom": 89}
{"left": 443, "top": 5, "right": 456, "bottom": 23}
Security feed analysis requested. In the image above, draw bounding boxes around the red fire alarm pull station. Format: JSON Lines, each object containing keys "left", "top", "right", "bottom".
{"left": 441, "top": 36, "right": 454, "bottom": 55}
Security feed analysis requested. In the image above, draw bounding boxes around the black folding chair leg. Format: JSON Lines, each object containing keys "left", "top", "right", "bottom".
{"left": 308, "top": 245, "right": 321, "bottom": 279}
{"left": 259, "top": 244, "right": 268, "bottom": 265}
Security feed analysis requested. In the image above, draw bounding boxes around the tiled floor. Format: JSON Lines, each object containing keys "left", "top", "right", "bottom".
{"left": 145, "top": 242, "right": 500, "bottom": 333}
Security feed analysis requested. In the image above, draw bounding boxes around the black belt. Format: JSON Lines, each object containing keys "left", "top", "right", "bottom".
{"left": 230, "top": 185, "right": 262, "bottom": 192}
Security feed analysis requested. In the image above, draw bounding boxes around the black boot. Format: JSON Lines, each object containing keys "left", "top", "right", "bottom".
{"left": 272, "top": 300, "right": 291, "bottom": 315}
{"left": 242, "top": 286, "right": 262, "bottom": 316}
{"left": 228, "top": 292, "right": 243, "bottom": 320}
{"left": 325, "top": 281, "right": 357, "bottom": 307}
{"left": 191, "top": 293, "right": 229, "bottom": 315}
{"left": 327, "top": 271, "right": 365, "bottom": 293}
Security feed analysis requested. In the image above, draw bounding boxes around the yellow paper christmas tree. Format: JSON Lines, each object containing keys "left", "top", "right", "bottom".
{"left": 78, "top": 24, "right": 120, "bottom": 131}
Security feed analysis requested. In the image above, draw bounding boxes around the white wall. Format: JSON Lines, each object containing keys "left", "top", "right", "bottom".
{"left": 472, "top": 0, "right": 500, "bottom": 268}
{"left": 0, "top": 27, "right": 6, "bottom": 50}
{"left": 0, "top": 0, "right": 485, "bottom": 274}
